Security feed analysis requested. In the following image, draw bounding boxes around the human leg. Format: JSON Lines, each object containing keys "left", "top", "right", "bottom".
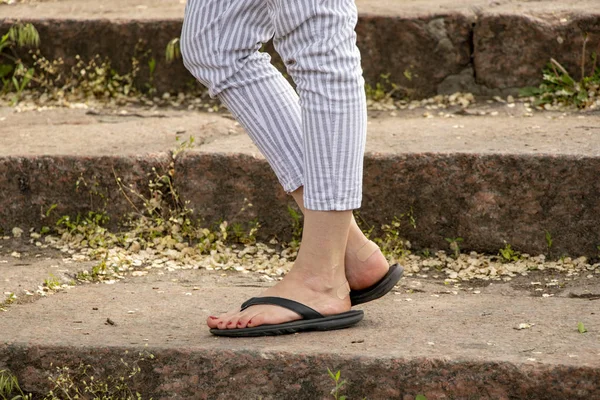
{"left": 289, "top": 187, "right": 389, "bottom": 290}
{"left": 182, "top": 0, "right": 396, "bottom": 332}
{"left": 182, "top": 0, "right": 359, "bottom": 331}
{"left": 213, "top": 0, "right": 373, "bottom": 329}
{"left": 270, "top": 0, "right": 391, "bottom": 290}
{"left": 270, "top": 0, "right": 367, "bottom": 211}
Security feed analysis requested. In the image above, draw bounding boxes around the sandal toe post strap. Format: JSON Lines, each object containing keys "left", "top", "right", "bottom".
{"left": 240, "top": 296, "right": 324, "bottom": 320}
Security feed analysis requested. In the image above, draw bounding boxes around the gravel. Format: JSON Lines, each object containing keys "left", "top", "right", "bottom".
{"left": 2, "top": 224, "right": 598, "bottom": 306}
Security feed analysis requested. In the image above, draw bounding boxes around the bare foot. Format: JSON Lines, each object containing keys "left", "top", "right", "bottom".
{"left": 344, "top": 220, "right": 390, "bottom": 291}
{"left": 207, "top": 267, "right": 351, "bottom": 330}
{"left": 208, "top": 208, "right": 353, "bottom": 331}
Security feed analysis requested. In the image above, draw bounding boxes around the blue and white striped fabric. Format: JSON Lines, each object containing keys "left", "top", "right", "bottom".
{"left": 181, "top": 0, "right": 367, "bottom": 211}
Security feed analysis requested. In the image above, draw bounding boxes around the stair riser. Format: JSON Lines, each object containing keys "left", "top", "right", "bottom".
{"left": 1, "top": 13, "right": 598, "bottom": 97}
{"left": 2, "top": 153, "right": 599, "bottom": 256}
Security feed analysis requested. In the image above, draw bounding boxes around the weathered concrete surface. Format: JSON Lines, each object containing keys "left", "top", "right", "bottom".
{"left": 4, "top": 0, "right": 597, "bottom": 22}
{"left": 0, "top": 155, "right": 168, "bottom": 231}
{"left": 1, "top": 106, "right": 600, "bottom": 256}
{"left": 0, "top": 108, "right": 235, "bottom": 232}
{"left": 474, "top": 13, "right": 600, "bottom": 90}
{"left": 178, "top": 153, "right": 600, "bottom": 258}
{"left": 0, "top": 238, "right": 93, "bottom": 297}
{"left": 2, "top": 0, "right": 599, "bottom": 96}
{"left": 0, "top": 18, "right": 192, "bottom": 96}
{"left": 355, "top": 14, "right": 473, "bottom": 97}
{"left": 0, "top": 253, "right": 599, "bottom": 399}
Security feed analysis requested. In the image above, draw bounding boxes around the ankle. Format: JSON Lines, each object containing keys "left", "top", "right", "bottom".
{"left": 284, "top": 265, "right": 347, "bottom": 296}
{"left": 346, "top": 220, "right": 368, "bottom": 250}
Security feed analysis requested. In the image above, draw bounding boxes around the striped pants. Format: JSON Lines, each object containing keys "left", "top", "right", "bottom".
{"left": 181, "top": 0, "right": 367, "bottom": 210}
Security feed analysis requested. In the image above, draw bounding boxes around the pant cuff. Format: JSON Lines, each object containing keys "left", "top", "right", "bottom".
{"left": 303, "top": 196, "right": 362, "bottom": 211}
{"left": 282, "top": 177, "right": 304, "bottom": 194}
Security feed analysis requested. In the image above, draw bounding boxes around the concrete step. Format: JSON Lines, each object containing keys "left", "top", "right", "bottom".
{"left": 1, "top": 0, "right": 599, "bottom": 97}
{"left": 1, "top": 105, "right": 599, "bottom": 257}
{"left": 0, "top": 240, "right": 599, "bottom": 399}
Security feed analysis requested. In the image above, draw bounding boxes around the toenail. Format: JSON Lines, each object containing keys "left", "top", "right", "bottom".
{"left": 227, "top": 321, "right": 233, "bottom": 326}
{"left": 248, "top": 320, "right": 252, "bottom": 325}
{"left": 237, "top": 321, "right": 243, "bottom": 326}
{"left": 209, "top": 316, "right": 218, "bottom": 320}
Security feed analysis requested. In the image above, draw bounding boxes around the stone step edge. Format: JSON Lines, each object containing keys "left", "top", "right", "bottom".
{"left": 1, "top": 343, "right": 598, "bottom": 399}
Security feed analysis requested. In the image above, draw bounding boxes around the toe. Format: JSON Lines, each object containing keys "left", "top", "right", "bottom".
{"left": 246, "top": 312, "right": 264, "bottom": 328}
{"left": 207, "top": 309, "right": 240, "bottom": 330}
{"left": 216, "top": 311, "right": 239, "bottom": 329}
{"left": 216, "top": 316, "right": 231, "bottom": 330}
{"left": 225, "top": 315, "right": 240, "bottom": 329}
{"left": 236, "top": 309, "right": 257, "bottom": 329}
{"left": 235, "top": 318, "right": 248, "bottom": 329}
{"left": 240, "top": 308, "right": 264, "bottom": 328}
{"left": 206, "top": 315, "right": 220, "bottom": 328}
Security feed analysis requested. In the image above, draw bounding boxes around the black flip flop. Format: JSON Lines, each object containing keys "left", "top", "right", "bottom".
{"left": 349, "top": 263, "right": 404, "bottom": 306}
{"left": 210, "top": 296, "right": 364, "bottom": 337}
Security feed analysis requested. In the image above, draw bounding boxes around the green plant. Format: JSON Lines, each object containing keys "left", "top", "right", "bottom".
{"left": 407, "top": 207, "right": 417, "bottom": 229}
{"left": 365, "top": 73, "right": 398, "bottom": 101}
{"left": 224, "top": 197, "right": 261, "bottom": 245}
{"left": 45, "top": 351, "right": 153, "bottom": 400}
{"left": 327, "top": 369, "right": 347, "bottom": 400}
{"left": 110, "top": 137, "right": 204, "bottom": 254}
{"left": 0, "top": 370, "right": 32, "bottom": 400}
{"left": 545, "top": 231, "right": 553, "bottom": 253}
{"left": 415, "top": 395, "right": 428, "bottom": 400}
{"left": 0, "top": 292, "right": 16, "bottom": 311}
{"left": 0, "top": 28, "right": 214, "bottom": 108}
{"left": 44, "top": 203, "right": 58, "bottom": 218}
{"left": 55, "top": 211, "right": 111, "bottom": 250}
{"left": 71, "top": 54, "right": 138, "bottom": 98}
{"left": 287, "top": 205, "right": 303, "bottom": 250}
{"left": 166, "top": 38, "right": 181, "bottom": 63}
{"left": 4, "top": 292, "right": 16, "bottom": 305}
{"left": 520, "top": 35, "right": 599, "bottom": 109}
{"left": 0, "top": 23, "right": 40, "bottom": 103}
{"left": 20, "top": 39, "right": 157, "bottom": 106}
{"left": 146, "top": 56, "right": 157, "bottom": 95}
{"left": 43, "top": 274, "right": 61, "bottom": 290}
{"left": 0, "top": 23, "right": 39, "bottom": 56}
{"left": 117, "top": 138, "right": 194, "bottom": 222}
{"left": 40, "top": 203, "right": 58, "bottom": 234}
{"left": 498, "top": 242, "right": 520, "bottom": 263}
{"left": 445, "top": 237, "right": 463, "bottom": 259}
{"left": 374, "top": 216, "right": 411, "bottom": 260}
{"left": 8, "top": 63, "right": 33, "bottom": 104}
{"left": 111, "top": 136, "right": 251, "bottom": 263}
{"left": 76, "top": 252, "right": 119, "bottom": 283}
{"left": 353, "top": 211, "right": 373, "bottom": 239}
{"left": 354, "top": 211, "right": 415, "bottom": 262}
{"left": 231, "top": 219, "right": 260, "bottom": 245}
{"left": 578, "top": 322, "right": 587, "bottom": 334}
